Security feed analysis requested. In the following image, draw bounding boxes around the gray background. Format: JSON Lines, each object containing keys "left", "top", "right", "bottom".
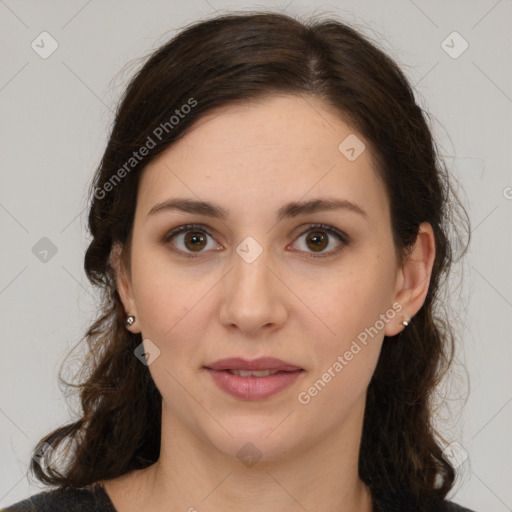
{"left": 1, "top": 1, "right": 511, "bottom": 510}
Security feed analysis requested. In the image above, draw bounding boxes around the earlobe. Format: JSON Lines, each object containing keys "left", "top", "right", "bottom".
{"left": 110, "top": 242, "right": 140, "bottom": 333}
{"left": 384, "top": 222, "right": 436, "bottom": 337}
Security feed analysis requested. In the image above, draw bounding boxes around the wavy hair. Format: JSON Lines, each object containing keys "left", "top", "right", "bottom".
{"left": 29, "top": 11, "right": 469, "bottom": 510}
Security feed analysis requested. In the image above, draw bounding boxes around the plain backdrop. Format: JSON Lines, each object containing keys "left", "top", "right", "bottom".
{"left": 1, "top": 1, "right": 511, "bottom": 510}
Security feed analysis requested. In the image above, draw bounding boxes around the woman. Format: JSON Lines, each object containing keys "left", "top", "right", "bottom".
{"left": 3, "top": 11, "right": 473, "bottom": 512}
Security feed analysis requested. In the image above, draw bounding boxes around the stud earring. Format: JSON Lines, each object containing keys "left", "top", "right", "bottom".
{"left": 125, "top": 315, "right": 135, "bottom": 326}
{"left": 402, "top": 319, "right": 410, "bottom": 327}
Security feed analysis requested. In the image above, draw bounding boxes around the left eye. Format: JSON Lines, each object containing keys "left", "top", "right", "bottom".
{"left": 291, "top": 224, "right": 349, "bottom": 258}
{"left": 163, "top": 223, "right": 349, "bottom": 259}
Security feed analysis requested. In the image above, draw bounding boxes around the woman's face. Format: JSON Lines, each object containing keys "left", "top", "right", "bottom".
{"left": 115, "top": 94, "right": 411, "bottom": 462}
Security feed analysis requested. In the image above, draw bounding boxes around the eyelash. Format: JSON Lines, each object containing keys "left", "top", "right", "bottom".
{"left": 162, "top": 223, "right": 350, "bottom": 260}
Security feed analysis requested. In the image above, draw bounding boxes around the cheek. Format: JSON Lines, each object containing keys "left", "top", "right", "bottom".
{"left": 317, "top": 255, "right": 396, "bottom": 343}
{"left": 129, "top": 245, "right": 189, "bottom": 337}
{"left": 134, "top": 274, "right": 200, "bottom": 343}
{"left": 297, "top": 278, "right": 389, "bottom": 420}
{"left": 303, "top": 249, "right": 397, "bottom": 389}
{"left": 129, "top": 245, "right": 220, "bottom": 372}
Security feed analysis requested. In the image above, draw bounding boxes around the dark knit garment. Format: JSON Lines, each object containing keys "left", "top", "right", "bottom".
{"left": 1, "top": 483, "right": 476, "bottom": 511}
{"left": 1, "top": 484, "right": 116, "bottom": 511}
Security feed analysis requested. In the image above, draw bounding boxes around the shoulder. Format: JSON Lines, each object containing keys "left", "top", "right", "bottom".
{"left": 1, "top": 484, "right": 116, "bottom": 512}
{"left": 374, "top": 496, "right": 478, "bottom": 512}
{"left": 442, "top": 501, "right": 477, "bottom": 512}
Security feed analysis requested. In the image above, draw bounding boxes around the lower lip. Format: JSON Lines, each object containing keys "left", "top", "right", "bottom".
{"left": 205, "top": 369, "right": 304, "bottom": 400}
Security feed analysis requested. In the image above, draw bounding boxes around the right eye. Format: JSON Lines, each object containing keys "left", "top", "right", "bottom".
{"left": 162, "top": 224, "right": 221, "bottom": 258}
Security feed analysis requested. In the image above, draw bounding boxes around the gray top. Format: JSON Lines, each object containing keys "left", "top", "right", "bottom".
{"left": 1, "top": 484, "right": 116, "bottom": 512}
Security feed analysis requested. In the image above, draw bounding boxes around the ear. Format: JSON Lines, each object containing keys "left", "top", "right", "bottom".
{"left": 110, "top": 242, "right": 140, "bottom": 333}
{"left": 384, "top": 222, "right": 436, "bottom": 337}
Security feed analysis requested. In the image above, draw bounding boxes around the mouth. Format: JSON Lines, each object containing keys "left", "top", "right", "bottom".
{"left": 204, "top": 357, "right": 305, "bottom": 400}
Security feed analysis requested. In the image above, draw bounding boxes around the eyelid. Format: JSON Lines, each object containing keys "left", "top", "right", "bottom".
{"left": 162, "top": 223, "right": 215, "bottom": 243}
{"left": 162, "top": 222, "right": 350, "bottom": 259}
{"left": 294, "top": 223, "right": 349, "bottom": 245}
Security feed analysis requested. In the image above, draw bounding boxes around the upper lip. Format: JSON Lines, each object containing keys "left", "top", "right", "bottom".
{"left": 205, "top": 357, "right": 302, "bottom": 372}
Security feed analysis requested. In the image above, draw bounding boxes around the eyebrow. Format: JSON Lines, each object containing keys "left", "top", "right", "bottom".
{"left": 147, "top": 197, "right": 368, "bottom": 222}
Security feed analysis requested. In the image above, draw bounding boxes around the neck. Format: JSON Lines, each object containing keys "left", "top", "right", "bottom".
{"left": 130, "top": 400, "right": 373, "bottom": 512}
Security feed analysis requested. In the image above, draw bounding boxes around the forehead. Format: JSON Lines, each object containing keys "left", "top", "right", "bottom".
{"left": 172, "top": 94, "right": 361, "bottom": 159}
{"left": 137, "top": 94, "right": 389, "bottom": 224}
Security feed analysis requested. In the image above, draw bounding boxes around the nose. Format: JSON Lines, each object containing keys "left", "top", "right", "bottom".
{"left": 219, "top": 244, "right": 288, "bottom": 337}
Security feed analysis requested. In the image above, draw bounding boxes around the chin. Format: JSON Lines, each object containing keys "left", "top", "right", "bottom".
{"left": 198, "top": 415, "right": 307, "bottom": 465}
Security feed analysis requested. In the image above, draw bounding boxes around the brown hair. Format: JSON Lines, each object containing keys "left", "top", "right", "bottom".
{"left": 29, "top": 11, "right": 469, "bottom": 510}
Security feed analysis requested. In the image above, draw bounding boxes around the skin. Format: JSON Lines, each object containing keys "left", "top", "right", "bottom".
{"left": 101, "top": 94, "right": 435, "bottom": 512}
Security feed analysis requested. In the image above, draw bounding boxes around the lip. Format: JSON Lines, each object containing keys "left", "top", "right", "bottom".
{"left": 205, "top": 368, "right": 304, "bottom": 400}
{"left": 204, "top": 357, "right": 304, "bottom": 400}
{"left": 205, "top": 357, "right": 302, "bottom": 372}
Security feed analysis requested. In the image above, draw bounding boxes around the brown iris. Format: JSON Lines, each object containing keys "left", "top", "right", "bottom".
{"left": 184, "top": 231, "right": 207, "bottom": 252}
{"left": 306, "top": 230, "right": 328, "bottom": 252}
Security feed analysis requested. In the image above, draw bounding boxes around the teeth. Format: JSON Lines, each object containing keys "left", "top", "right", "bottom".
{"left": 227, "top": 369, "right": 281, "bottom": 377}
